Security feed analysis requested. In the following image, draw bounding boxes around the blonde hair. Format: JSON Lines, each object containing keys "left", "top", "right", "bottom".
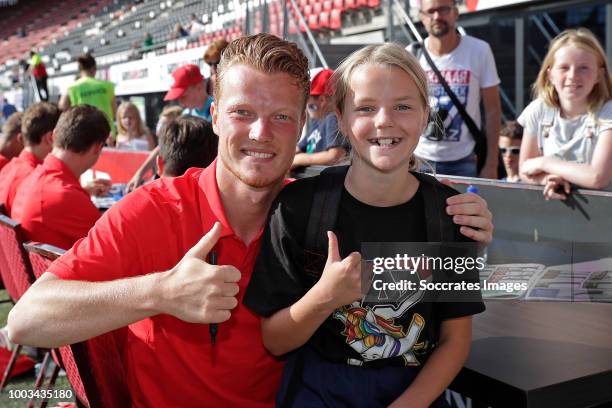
{"left": 533, "top": 28, "right": 612, "bottom": 114}
{"left": 332, "top": 43, "right": 430, "bottom": 171}
{"left": 117, "top": 101, "right": 146, "bottom": 137}
{"left": 215, "top": 33, "right": 310, "bottom": 109}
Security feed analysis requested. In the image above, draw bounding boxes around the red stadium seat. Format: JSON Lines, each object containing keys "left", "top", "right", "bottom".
{"left": 368, "top": 0, "right": 381, "bottom": 7}
{"left": 333, "top": 0, "right": 345, "bottom": 11}
{"left": 24, "top": 242, "right": 131, "bottom": 408}
{"left": 308, "top": 14, "right": 319, "bottom": 30}
{"left": 303, "top": 5, "right": 312, "bottom": 17}
{"left": 0, "top": 212, "right": 36, "bottom": 391}
{"left": 288, "top": 19, "right": 298, "bottom": 34}
{"left": 330, "top": 9, "right": 342, "bottom": 30}
{"left": 313, "top": 2, "right": 323, "bottom": 14}
{"left": 323, "top": 0, "right": 333, "bottom": 11}
{"left": 319, "top": 11, "right": 330, "bottom": 29}
{"left": 345, "top": 0, "right": 358, "bottom": 9}
{"left": 357, "top": 0, "right": 368, "bottom": 7}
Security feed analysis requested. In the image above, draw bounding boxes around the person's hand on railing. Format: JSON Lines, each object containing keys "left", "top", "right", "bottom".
{"left": 543, "top": 174, "right": 571, "bottom": 201}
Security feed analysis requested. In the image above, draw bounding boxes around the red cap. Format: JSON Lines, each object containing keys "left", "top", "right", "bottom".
{"left": 164, "top": 64, "right": 204, "bottom": 101}
{"left": 310, "top": 69, "right": 334, "bottom": 96}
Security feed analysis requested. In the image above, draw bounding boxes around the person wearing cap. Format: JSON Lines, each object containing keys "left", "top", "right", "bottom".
{"left": 164, "top": 63, "right": 213, "bottom": 122}
{"left": 292, "top": 68, "right": 347, "bottom": 169}
{"left": 59, "top": 54, "right": 117, "bottom": 138}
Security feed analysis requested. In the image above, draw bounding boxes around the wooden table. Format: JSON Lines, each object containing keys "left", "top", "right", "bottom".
{"left": 451, "top": 301, "right": 612, "bottom": 408}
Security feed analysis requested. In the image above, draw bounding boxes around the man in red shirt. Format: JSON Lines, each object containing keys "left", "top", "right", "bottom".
{"left": 0, "top": 102, "right": 60, "bottom": 214}
{"left": 8, "top": 35, "right": 494, "bottom": 407}
{"left": 0, "top": 112, "right": 24, "bottom": 171}
{"left": 11, "top": 106, "right": 110, "bottom": 250}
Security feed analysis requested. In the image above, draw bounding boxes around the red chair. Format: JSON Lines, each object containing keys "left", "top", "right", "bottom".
{"left": 323, "top": 0, "right": 333, "bottom": 11}
{"left": 24, "top": 242, "right": 132, "bottom": 408}
{"left": 319, "top": 11, "right": 330, "bottom": 29}
{"left": 313, "top": 2, "right": 323, "bottom": 14}
{"left": 333, "top": 0, "right": 345, "bottom": 11}
{"left": 368, "top": 0, "right": 380, "bottom": 7}
{"left": 303, "top": 4, "right": 312, "bottom": 17}
{"left": 345, "top": 0, "right": 358, "bottom": 10}
{"left": 308, "top": 14, "right": 319, "bottom": 30}
{"left": 0, "top": 212, "right": 36, "bottom": 391}
{"left": 330, "top": 8, "right": 342, "bottom": 30}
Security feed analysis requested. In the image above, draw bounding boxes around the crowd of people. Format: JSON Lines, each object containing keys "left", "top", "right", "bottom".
{"left": 0, "top": 0, "right": 609, "bottom": 405}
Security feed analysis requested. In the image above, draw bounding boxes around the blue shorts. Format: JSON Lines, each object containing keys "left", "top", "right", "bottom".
{"left": 277, "top": 347, "right": 450, "bottom": 408}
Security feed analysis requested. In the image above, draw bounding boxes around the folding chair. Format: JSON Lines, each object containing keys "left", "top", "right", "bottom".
{"left": 0, "top": 213, "right": 36, "bottom": 391}
{"left": 24, "top": 242, "right": 132, "bottom": 408}
{"left": 24, "top": 242, "right": 65, "bottom": 408}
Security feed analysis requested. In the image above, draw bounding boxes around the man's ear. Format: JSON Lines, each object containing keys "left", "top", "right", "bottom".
{"left": 94, "top": 142, "right": 104, "bottom": 154}
{"left": 156, "top": 155, "right": 165, "bottom": 177}
{"left": 45, "top": 130, "right": 55, "bottom": 147}
{"left": 211, "top": 101, "right": 219, "bottom": 135}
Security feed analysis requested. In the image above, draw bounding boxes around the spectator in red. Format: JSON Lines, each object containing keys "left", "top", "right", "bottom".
{"left": 12, "top": 105, "right": 110, "bottom": 250}
{"left": 0, "top": 112, "right": 24, "bottom": 171}
{"left": 0, "top": 102, "right": 60, "bottom": 214}
{"left": 30, "top": 51, "right": 49, "bottom": 101}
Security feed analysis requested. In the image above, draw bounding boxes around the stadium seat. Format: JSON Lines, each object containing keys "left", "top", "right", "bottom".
{"left": 330, "top": 9, "right": 342, "bottom": 30}
{"left": 323, "top": 0, "right": 333, "bottom": 12}
{"left": 333, "top": 0, "right": 345, "bottom": 11}
{"left": 303, "top": 5, "right": 312, "bottom": 17}
{"left": 24, "top": 242, "right": 131, "bottom": 408}
{"left": 0, "top": 212, "right": 36, "bottom": 391}
{"left": 345, "top": 0, "right": 358, "bottom": 10}
{"left": 308, "top": 14, "right": 319, "bottom": 30}
{"left": 313, "top": 2, "right": 323, "bottom": 14}
{"left": 319, "top": 11, "right": 330, "bottom": 29}
{"left": 368, "top": 0, "right": 381, "bottom": 7}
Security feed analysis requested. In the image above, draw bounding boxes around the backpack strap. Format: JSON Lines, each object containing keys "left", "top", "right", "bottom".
{"left": 412, "top": 172, "right": 455, "bottom": 242}
{"left": 280, "top": 165, "right": 348, "bottom": 408}
{"left": 303, "top": 165, "right": 349, "bottom": 283}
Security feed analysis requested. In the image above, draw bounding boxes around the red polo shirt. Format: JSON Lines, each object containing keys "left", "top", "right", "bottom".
{"left": 48, "top": 160, "right": 284, "bottom": 407}
{"left": 0, "top": 150, "right": 43, "bottom": 214}
{"left": 11, "top": 155, "right": 101, "bottom": 250}
{"left": 0, "top": 154, "right": 10, "bottom": 172}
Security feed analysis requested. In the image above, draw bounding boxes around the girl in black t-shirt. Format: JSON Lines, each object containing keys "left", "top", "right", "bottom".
{"left": 244, "top": 43, "right": 485, "bottom": 408}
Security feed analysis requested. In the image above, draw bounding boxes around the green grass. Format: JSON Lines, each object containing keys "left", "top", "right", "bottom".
{"left": 0, "top": 290, "right": 76, "bottom": 407}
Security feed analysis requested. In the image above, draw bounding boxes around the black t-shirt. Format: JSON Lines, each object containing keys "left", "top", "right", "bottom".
{"left": 244, "top": 174, "right": 485, "bottom": 368}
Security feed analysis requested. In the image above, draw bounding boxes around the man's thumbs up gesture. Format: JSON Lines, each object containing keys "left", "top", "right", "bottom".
{"left": 158, "top": 222, "right": 241, "bottom": 323}
{"left": 314, "top": 231, "right": 362, "bottom": 309}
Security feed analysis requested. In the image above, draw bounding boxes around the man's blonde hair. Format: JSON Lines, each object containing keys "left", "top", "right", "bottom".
{"left": 215, "top": 34, "right": 310, "bottom": 108}
{"left": 533, "top": 28, "right": 612, "bottom": 114}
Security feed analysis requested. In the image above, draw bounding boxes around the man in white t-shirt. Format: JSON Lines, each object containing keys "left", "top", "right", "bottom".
{"left": 413, "top": 0, "right": 501, "bottom": 179}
